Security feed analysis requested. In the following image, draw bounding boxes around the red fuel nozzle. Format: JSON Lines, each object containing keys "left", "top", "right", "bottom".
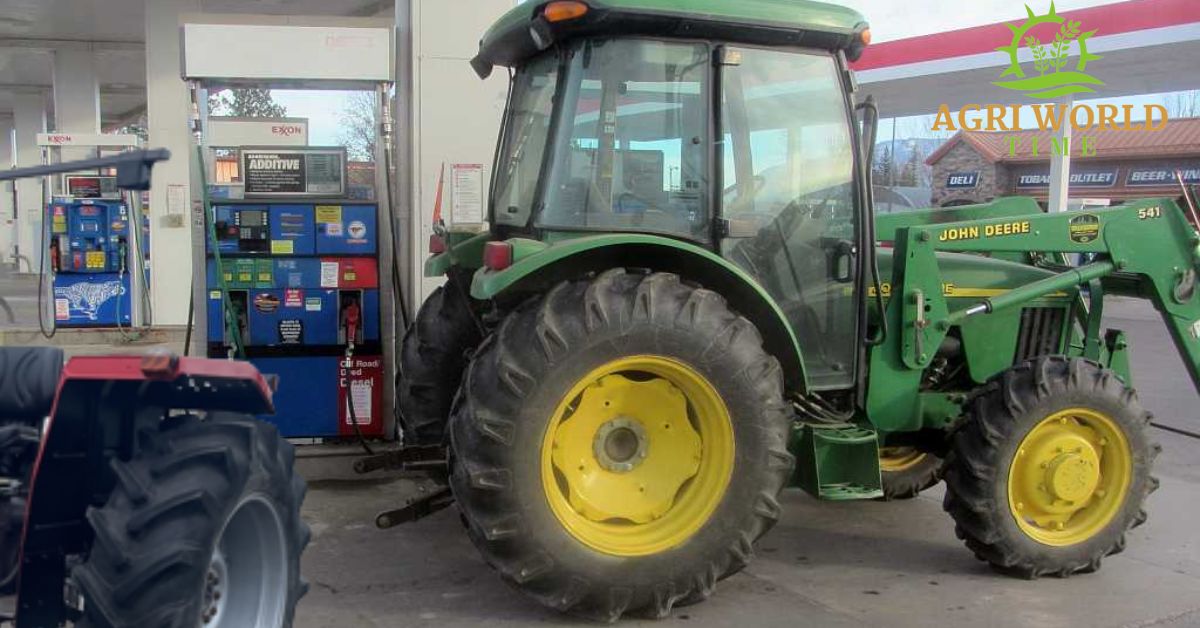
{"left": 343, "top": 300, "right": 361, "bottom": 348}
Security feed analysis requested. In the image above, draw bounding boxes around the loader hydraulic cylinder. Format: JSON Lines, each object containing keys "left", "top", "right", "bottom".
{"left": 950, "top": 260, "right": 1117, "bottom": 323}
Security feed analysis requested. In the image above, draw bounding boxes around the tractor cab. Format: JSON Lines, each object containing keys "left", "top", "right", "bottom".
{"left": 473, "top": 0, "right": 873, "bottom": 390}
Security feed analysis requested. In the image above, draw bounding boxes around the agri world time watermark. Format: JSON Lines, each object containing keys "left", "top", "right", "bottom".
{"left": 930, "top": 2, "right": 1169, "bottom": 158}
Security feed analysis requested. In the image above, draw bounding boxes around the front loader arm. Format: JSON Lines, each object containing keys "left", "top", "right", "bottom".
{"left": 868, "top": 198, "right": 1200, "bottom": 429}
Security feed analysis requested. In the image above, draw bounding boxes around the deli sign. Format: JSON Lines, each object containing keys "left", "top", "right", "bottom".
{"left": 946, "top": 172, "right": 979, "bottom": 189}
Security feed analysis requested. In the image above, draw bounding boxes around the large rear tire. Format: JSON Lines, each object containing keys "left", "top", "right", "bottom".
{"left": 0, "top": 422, "right": 39, "bottom": 593}
{"left": 73, "top": 413, "right": 309, "bottom": 627}
{"left": 398, "top": 270, "right": 483, "bottom": 445}
{"left": 449, "top": 270, "right": 794, "bottom": 621}
{"left": 943, "top": 357, "right": 1159, "bottom": 578}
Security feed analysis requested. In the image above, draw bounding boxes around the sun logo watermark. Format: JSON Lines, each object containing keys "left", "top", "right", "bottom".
{"left": 993, "top": 2, "right": 1104, "bottom": 99}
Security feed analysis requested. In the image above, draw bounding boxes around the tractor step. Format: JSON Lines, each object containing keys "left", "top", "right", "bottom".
{"left": 791, "top": 423, "right": 883, "bottom": 501}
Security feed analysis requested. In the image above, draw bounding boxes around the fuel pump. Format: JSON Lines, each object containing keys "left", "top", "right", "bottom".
{"left": 36, "top": 133, "right": 148, "bottom": 330}
{"left": 182, "top": 21, "right": 398, "bottom": 441}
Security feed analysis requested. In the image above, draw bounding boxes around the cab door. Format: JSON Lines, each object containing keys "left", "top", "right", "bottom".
{"left": 717, "top": 47, "right": 861, "bottom": 390}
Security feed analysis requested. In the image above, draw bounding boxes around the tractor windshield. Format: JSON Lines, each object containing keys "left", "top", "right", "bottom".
{"left": 492, "top": 52, "right": 559, "bottom": 229}
{"left": 492, "top": 39, "right": 711, "bottom": 240}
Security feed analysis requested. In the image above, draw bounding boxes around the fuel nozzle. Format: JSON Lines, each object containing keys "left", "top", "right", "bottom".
{"left": 341, "top": 295, "right": 361, "bottom": 355}
{"left": 117, "top": 238, "right": 128, "bottom": 274}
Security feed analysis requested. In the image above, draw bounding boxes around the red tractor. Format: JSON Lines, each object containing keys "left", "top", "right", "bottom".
{"left": 0, "top": 152, "right": 308, "bottom": 628}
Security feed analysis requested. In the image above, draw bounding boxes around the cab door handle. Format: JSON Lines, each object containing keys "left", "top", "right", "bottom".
{"left": 832, "top": 239, "right": 856, "bottom": 283}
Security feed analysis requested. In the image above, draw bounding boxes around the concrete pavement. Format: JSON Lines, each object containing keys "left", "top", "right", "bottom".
{"left": 2, "top": 298, "right": 1197, "bottom": 626}
{"left": 293, "top": 298, "right": 1200, "bottom": 628}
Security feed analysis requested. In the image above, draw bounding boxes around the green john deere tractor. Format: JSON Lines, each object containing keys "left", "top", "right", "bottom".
{"left": 396, "top": 0, "right": 1195, "bottom": 620}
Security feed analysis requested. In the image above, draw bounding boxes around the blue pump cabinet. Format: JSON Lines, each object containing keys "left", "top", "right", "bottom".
{"left": 47, "top": 200, "right": 134, "bottom": 327}
{"left": 205, "top": 200, "right": 384, "bottom": 438}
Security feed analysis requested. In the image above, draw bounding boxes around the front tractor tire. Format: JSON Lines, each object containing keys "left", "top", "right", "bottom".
{"left": 73, "top": 413, "right": 309, "bottom": 628}
{"left": 398, "top": 270, "right": 482, "bottom": 445}
{"left": 943, "top": 357, "right": 1159, "bottom": 578}
{"left": 449, "top": 270, "right": 794, "bottom": 621}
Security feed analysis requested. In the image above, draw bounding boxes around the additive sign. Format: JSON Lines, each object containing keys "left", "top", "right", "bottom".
{"left": 241, "top": 147, "right": 346, "bottom": 197}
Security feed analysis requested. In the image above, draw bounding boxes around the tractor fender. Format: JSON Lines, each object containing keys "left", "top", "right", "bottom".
{"left": 470, "top": 234, "right": 809, "bottom": 392}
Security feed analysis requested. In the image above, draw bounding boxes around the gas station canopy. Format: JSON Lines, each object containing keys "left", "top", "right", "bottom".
{"left": 852, "top": 0, "right": 1200, "bottom": 117}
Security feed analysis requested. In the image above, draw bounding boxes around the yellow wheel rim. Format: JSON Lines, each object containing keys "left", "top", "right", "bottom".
{"left": 1007, "top": 408, "right": 1133, "bottom": 546}
{"left": 879, "top": 447, "right": 928, "bottom": 472}
{"left": 541, "top": 355, "right": 735, "bottom": 557}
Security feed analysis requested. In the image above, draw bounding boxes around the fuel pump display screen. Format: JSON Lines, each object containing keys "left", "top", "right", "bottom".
{"left": 240, "top": 210, "right": 266, "bottom": 228}
{"left": 65, "top": 175, "right": 119, "bottom": 199}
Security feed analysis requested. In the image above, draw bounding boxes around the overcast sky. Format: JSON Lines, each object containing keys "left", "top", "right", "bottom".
{"left": 837, "top": 0, "right": 1132, "bottom": 41}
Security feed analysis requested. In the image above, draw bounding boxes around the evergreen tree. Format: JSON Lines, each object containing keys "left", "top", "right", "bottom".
{"left": 872, "top": 144, "right": 893, "bottom": 184}
{"left": 898, "top": 144, "right": 922, "bottom": 187}
{"left": 208, "top": 89, "right": 288, "bottom": 118}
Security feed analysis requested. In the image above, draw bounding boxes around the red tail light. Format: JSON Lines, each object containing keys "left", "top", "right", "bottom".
{"left": 141, "top": 353, "right": 180, "bottom": 378}
{"left": 483, "top": 241, "right": 514, "bottom": 271}
{"left": 429, "top": 234, "right": 447, "bottom": 254}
